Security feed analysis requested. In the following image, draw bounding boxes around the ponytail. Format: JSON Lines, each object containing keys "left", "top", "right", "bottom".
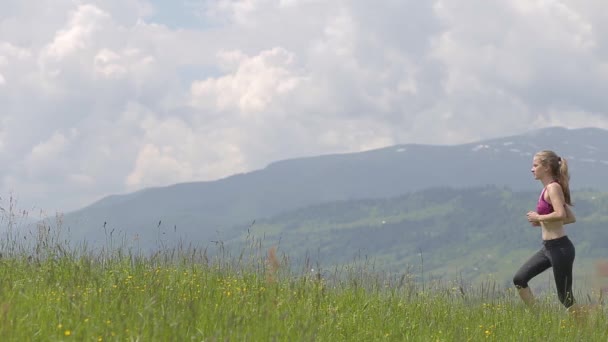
{"left": 558, "top": 157, "right": 572, "bottom": 206}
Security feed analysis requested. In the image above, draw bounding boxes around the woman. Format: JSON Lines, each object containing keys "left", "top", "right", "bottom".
{"left": 513, "top": 150, "right": 577, "bottom": 309}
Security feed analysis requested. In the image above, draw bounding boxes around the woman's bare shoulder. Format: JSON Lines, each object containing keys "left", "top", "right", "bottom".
{"left": 547, "top": 182, "right": 563, "bottom": 191}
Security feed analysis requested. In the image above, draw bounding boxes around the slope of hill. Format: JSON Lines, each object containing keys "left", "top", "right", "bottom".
{"left": 62, "top": 126, "right": 608, "bottom": 248}
{"left": 224, "top": 186, "right": 608, "bottom": 287}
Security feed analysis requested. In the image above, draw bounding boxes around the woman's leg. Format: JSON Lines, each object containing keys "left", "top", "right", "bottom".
{"left": 546, "top": 240, "right": 576, "bottom": 308}
{"left": 513, "top": 248, "right": 551, "bottom": 306}
{"left": 517, "top": 287, "right": 536, "bottom": 306}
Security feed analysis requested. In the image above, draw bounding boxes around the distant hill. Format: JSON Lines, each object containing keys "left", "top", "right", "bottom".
{"left": 224, "top": 186, "right": 608, "bottom": 287}
{"left": 61, "top": 126, "right": 608, "bottom": 248}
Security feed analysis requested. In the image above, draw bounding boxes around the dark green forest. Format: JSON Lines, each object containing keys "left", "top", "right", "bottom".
{"left": 225, "top": 186, "right": 608, "bottom": 289}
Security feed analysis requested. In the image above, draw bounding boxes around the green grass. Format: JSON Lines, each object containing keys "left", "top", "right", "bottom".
{"left": 0, "top": 241, "right": 606, "bottom": 342}
{"left": 0, "top": 199, "right": 606, "bottom": 341}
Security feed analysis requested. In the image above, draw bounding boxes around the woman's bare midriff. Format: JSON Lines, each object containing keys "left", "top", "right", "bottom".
{"left": 541, "top": 221, "right": 566, "bottom": 240}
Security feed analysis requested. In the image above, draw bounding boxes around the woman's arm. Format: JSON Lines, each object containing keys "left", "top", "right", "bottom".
{"left": 563, "top": 204, "right": 576, "bottom": 225}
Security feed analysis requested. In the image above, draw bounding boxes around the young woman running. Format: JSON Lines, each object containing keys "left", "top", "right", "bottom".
{"left": 513, "top": 150, "right": 577, "bottom": 309}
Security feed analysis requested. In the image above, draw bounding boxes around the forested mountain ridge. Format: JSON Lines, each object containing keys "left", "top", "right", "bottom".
{"left": 225, "top": 186, "right": 608, "bottom": 287}
{"left": 61, "top": 126, "right": 608, "bottom": 248}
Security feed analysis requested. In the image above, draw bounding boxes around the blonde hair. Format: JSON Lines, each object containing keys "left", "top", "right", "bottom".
{"left": 534, "top": 150, "right": 572, "bottom": 205}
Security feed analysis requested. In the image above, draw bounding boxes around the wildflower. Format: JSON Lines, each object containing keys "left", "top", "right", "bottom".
{"left": 64, "top": 330, "right": 71, "bottom": 336}
{"left": 57, "top": 324, "right": 63, "bottom": 329}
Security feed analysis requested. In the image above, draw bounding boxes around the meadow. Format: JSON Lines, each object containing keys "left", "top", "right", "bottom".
{"left": 0, "top": 210, "right": 606, "bottom": 341}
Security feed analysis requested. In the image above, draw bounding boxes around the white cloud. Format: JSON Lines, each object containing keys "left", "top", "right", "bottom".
{"left": 126, "top": 115, "right": 246, "bottom": 189}
{"left": 203, "top": 0, "right": 261, "bottom": 26}
{"left": 315, "top": 10, "right": 356, "bottom": 57}
{"left": 93, "top": 49, "right": 126, "bottom": 78}
{"left": 0, "top": 42, "right": 31, "bottom": 60}
{"left": 127, "top": 143, "right": 193, "bottom": 188}
{"left": 93, "top": 48, "right": 155, "bottom": 79}
{"left": 24, "top": 131, "right": 70, "bottom": 177}
{"left": 533, "top": 109, "right": 608, "bottom": 130}
{"left": 0, "top": 42, "right": 32, "bottom": 86}
{"left": 43, "top": 4, "right": 111, "bottom": 60}
{"left": 191, "top": 47, "right": 304, "bottom": 113}
{"left": 2, "top": 0, "right": 608, "bottom": 212}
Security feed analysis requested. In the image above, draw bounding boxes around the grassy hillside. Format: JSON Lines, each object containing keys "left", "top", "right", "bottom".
{"left": 0, "top": 242, "right": 606, "bottom": 341}
{"left": 2, "top": 194, "right": 608, "bottom": 340}
{"left": 225, "top": 186, "right": 608, "bottom": 288}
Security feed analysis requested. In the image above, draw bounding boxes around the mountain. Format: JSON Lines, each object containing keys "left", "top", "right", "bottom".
{"left": 61, "top": 126, "right": 608, "bottom": 247}
{"left": 226, "top": 186, "right": 608, "bottom": 286}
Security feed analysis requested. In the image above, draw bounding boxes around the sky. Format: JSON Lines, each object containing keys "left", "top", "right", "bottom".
{"left": 2, "top": 0, "right": 608, "bottom": 214}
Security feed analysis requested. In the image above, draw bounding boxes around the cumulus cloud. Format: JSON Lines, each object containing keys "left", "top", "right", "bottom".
{"left": 43, "top": 5, "right": 110, "bottom": 60}
{"left": 125, "top": 115, "right": 246, "bottom": 189}
{"left": 1, "top": 0, "right": 608, "bottom": 212}
{"left": 191, "top": 47, "right": 304, "bottom": 113}
{"left": 25, "top": 132, "right": 70, "bottom": 175}
{"left": 0, "top": 128, "right": 5, "bottom": 152}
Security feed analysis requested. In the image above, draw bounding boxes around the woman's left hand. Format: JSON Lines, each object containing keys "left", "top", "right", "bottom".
{"left": 527, "top": 211, "right": 540, "bottom": 222}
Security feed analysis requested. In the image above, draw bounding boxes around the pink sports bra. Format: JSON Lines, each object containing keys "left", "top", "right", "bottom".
{"left": 536, "top": 182, "right": 557, "bottom": 215}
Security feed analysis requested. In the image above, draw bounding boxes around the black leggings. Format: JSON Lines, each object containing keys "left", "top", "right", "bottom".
{"left": 513, "top": 236, "right": 576, "bottom": 308}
